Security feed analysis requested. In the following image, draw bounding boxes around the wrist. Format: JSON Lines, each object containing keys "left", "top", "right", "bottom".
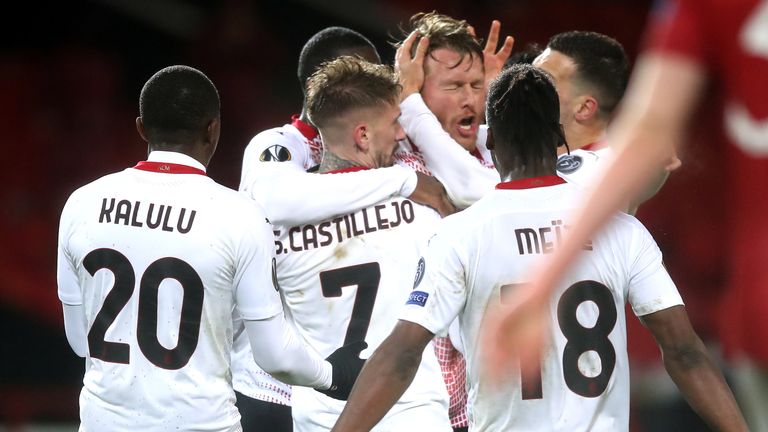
{"left": 400, "top": 86, "right": 420, "bottom": 101}
{"left": 317, "top": 360, "right": 333, "bottom": 390}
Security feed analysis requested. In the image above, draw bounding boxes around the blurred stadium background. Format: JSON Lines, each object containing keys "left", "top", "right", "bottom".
{"left": 1, "top": 0, "right": 729, "bottom": 430}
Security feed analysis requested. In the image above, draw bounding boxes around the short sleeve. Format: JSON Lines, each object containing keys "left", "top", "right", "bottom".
{"left": 627, "top": 223, "right": 684, "bottom": 316}
{"left": 233, "top": 203, "right": 284, "bottom": 320}
{"left": 240, "top": 128, "right": 311, "bottom": 192}
{"left": 57, "top": 193, "right": 84, "bottom": 306}
{"left": 399, "top": 229, "right": 467, "bottom": 336}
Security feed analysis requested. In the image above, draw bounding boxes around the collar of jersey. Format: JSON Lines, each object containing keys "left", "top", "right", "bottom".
{"left": 580, "top": 141, "right": 606, "bottom": 151}
{"left": 291, "top": 115, "right": 319, "bottom": 141}
{"left": 134, "top": 150, "right": 207, "bottom": 175}
{"left": 496, "top": 175, "right": 566, "bottom": 190}
{"left": 324, "top": 166, "right": 371, "bottom": 175}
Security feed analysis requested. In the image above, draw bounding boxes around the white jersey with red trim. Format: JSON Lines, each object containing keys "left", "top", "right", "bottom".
{"left": 241, "top": 115, "right": 322, "bottom": 177}
{"left": 272, "top": 167, "right": 450, "bottom": 431}
{"left": 400, "top": 176, "right": 684, "bottom": 432}
{"left": 57, "top": 151, "right": 282, "bottom": 432}
{"left": 400, "top": 93, "right": 614, "bottom": 427}
{"left": 234, "top": 118, "right": 420, "bottom": 405}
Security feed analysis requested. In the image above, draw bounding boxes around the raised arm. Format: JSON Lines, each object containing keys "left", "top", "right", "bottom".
{"left": 332, "top": 321, "right": 435, "bottom": 432}
{"left": 396, "top": 32, "right": 499, "bottom": 208}
{"left": 641, "top": 306, "right": 747, "bottom": 431}
{"left": 400, "top": 94, "right": 499, "bottom": 207}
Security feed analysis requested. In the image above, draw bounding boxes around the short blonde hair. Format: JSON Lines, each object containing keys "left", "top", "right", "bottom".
{"left": 306, "top": 56, "right": 400, "bottom": 129}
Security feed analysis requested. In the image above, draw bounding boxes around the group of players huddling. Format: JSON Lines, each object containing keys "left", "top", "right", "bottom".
{"left": 57, "top": 8, "right": 749, "bottom": 432}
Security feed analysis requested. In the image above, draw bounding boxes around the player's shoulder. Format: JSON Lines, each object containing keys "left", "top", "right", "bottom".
{"left": 556, "top": 148, "right": 610, "bottom": 175}
{"left": 433, "top": 198, "right": 494, "bottom": 239}
{"left": 64, "top": 170, "right": 129, "bottom": 204}
{"left": 208, "top": 183, "right": 268, "bottom": 217}
{"left": 602, "top": 211, "right": 654, "bottom": 245}
{"left": 244, "top": 124, "right": 304, "bottom": 162}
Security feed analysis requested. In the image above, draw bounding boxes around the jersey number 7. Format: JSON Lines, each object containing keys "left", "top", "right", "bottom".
{"left": 320, "top": 262, "right": 381, "bottom": 346}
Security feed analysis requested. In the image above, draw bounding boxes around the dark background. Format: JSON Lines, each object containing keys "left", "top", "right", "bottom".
{"left": 1, "top": 0, "right": 727, "bottom": 429}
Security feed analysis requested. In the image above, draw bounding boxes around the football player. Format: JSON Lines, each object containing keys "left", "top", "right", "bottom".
{"left": 58, "top": 65, "right": 365, "bottom": 432}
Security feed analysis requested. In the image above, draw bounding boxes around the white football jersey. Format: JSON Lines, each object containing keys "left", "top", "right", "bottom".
{"left": 400, "top": 176, "right": 683, "bottom": 432}
{"left": 555, "top": 148, "right": 613, "bottom": 190}
{"left": 234, "top": 119, "right": 420, "bottom": 405}
{"left": 269, "top": 168, "right": 450, "bottom": 431}
{"left": 241, "top": 116, "right": 322, "bottom": 178}
{"left": 57, "top": 151, "right": 282, "bottom": 432}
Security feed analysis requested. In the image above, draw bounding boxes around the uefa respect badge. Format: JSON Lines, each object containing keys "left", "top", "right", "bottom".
{"left": 406, "top": 290, "right": 429, "bottom": 307}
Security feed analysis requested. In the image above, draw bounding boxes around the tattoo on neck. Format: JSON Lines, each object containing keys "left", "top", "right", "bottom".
{"left": 319, "top": 152, "right": 360, "bottom": 173}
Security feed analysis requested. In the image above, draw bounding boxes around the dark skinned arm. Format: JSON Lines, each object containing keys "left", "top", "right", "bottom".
{"left": 331, "top": 320, "right": 435, "bottom": 432}
{"left": 640, "top": 305, "right": 747, "bottom": 432}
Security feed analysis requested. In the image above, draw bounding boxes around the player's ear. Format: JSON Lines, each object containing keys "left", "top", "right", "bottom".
{"left": 353, "top": 122, "right": 370, "bottom": 152}
{"left": 575, "top": 95, "right": 599, "bottom": 121}
{"left": 206, "top": 117, "right": 221, "bottom": 147}
{"left": 204, "top": 117, "right": 221, "bottom": 162}
{"left": 136, "top": 117, "right": 149, "bottom": 143}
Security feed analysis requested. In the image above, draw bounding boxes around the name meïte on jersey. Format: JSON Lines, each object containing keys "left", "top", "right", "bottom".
{"left": 273, "top": 199, "right": 416, "bottom": 254}
{"left": 98, "top": 198, "right": 196, "bottom": 234}
{"left": 515, "top": 219, "right": 593, "bottom": 255}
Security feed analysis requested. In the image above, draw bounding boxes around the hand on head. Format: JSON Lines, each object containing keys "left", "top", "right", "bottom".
{"left": 395, "top": 31, "right": 430, "bottom": 100}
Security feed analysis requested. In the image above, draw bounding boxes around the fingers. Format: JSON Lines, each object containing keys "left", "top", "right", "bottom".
{"left": 500, "top": 36, "right": 515, "bottom": 59}
{"left": 398, "top": 31, "right": 419, "bottom": 62}
{"left": 484, "top": 20, "right": 500, "bottom": 53}
{"left": 413, "top": 35, "right": 429, "bottom": 65}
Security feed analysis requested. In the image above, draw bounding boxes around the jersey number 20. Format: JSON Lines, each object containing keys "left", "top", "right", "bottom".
{"left": 84, "top": 248, "right": 204, "bottom": 370}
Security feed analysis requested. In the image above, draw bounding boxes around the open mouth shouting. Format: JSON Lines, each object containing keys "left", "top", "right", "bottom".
{"left": 456, "top": 115, "right": 479, "bottom": 140}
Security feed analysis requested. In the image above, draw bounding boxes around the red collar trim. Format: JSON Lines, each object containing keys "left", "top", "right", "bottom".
{"left": 291, "top": 115, "right": 319, "bottom": 141}
{"left": 581, "top": 141, "right": 604, "bottom": 151}
{"left": 496, "top": 175, "right": 565, "bottom": 190}
{"left": 325, "top": 166, "right": 371, "bottom": 174}
{"left": 133, "top": 161, "right": 207, "bottom": 176}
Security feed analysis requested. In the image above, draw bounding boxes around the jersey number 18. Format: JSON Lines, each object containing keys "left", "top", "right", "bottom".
{"left": 502, "top": 280, "right": 617, "bottom": 399}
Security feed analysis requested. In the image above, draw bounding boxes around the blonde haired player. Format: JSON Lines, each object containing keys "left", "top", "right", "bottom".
{"left": 272, "top": 56, "right": 452, "bottom": 431}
